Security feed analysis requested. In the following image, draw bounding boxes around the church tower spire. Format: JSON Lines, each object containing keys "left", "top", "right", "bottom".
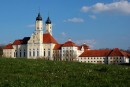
{"left": 36, "top": 13, "right": 43, "bottom": 31}
{"left": 45, "top": 16, "right": 52, "bottom": 35}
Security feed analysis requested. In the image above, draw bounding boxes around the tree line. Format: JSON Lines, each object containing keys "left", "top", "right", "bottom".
{"left": 0, "top": 45, "right": 4, "bottom": 57}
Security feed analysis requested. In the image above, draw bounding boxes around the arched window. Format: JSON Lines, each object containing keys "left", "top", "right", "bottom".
{"left": 20, "top": 52, "right": 21, "bottom": 57}
{"left": 24, "top": 52, "right": 26, "bottom": 57}
{"left": 16, "top": 52, "right": 17, "bottom": 57}
{"left": 29, "top": 51, "right": 31, "bottom": 57}
{"left": 33, "top": 50, "right": 35, "bottom": 57}
{"left": 48, "top": 49, "right": 50, "bottom": 57}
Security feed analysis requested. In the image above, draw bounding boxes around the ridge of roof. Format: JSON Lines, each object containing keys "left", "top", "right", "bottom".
{"left": 81, "top": 44, "right": 90, "bottom": 50}
{"left": 121, "top": 51, "right": 130, "bottom": 58}
{"left": 109, "top": 48, "right": 124, "bottom": 57}
{"left": 4, "top": 43, "right": 13, "bottom": 49}
{"left": 13, "top": 39, "right": 23, "bottom": 45}
{"left": 62, "top": 41, "right": 77, "bottom": 47}
{"left": 79, "top": 50, "right": 111, "bottom": 57}
{"left": 79, "top": 48, "right": 130, "bottom": 58}
{"left": 13, "top": 37, "right": 30, "bottom": 45}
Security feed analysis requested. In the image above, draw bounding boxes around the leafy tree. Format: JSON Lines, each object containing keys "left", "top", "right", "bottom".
{"left": 63, "top": 50, "right": 77, "bottom": 61}
{"left": 0, "top": 45, "right": 4, "bottom": 57}
{"left": 53, "top": 50, "right": 61, "bottom": 61}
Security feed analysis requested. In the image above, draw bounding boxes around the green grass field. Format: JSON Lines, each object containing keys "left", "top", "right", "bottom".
{"left": 0, "top": 58, "right": 130, "bottom": 87}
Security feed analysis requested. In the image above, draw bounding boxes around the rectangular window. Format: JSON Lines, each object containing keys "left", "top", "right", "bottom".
{"left": 14, "top": 52, "right": 15, "bottom": 57}
{"left": 24, "top": 52, "right": 26, "bottom": 57}
{"left": 30, "top": 51, "right": 31, "bottom": 56}
{"left": 16, "top": 52, "right": 17, "bottom": 57}
{"left": 20, "top": 52, "right": 21, "bottom": 57}
{"left": 33, "top": 51, "right": 35, "bottom": 57}
{"left": 37, "top": 51, "right": 39, "bottom": 56}
{"left": 48, "top": 51, "right": 50, "bottom": 57}
{"left": 44, "top": 51, "right": 45, "bottom": 56}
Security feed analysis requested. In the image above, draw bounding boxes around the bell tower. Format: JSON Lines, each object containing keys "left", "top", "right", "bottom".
{"left": 36, "top": 13, "right": 43, "bottom": 31}
{"left": 35, "top": 13, "right": 43, "bottom": 44}
{"left": 45, "top": 17, "right": 52, "bottom": 35}
{"left": 27, "top": 13, "right": 44, "bottom": 58}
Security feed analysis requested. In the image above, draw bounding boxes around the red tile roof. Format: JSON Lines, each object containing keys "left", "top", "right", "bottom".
{"left": 12, "top": 33, "right": 58, "bottom": 45}
{"left": 43, "top": 33, "right": 58, "bottom": 44}
{"left": 109, "top": 48, "right": 123, "bottom": 57}
{"left": 13, "top": 39, "right": 23, "bottom": 45}
{"left": 79, "top": 50, "right": 111, "bottom": 57}
{"left": 77, "top": 46, "right": 81, "bottom": 50}
{"left": 79, "top": 48, "right": 130, "bottom": 58}
{"left": 13, "top": 37, "right": 30, "bottom": 45}
{"left": 81, "top": 44, "right": 90, "bottom": 49}
{"left": 53, "top": 44, "right": 63, "bottom": 50}
{"left": 121, "top": 51, "right": 130, "bottom": 58}
{"left": 62, "top": 41, "right": 77, "bottom": 47}
{"left": 4, "top": 44, "right": 13, "bottom": 49}
{"left": 78, "top": 44, "right": 90, "bottom": 50}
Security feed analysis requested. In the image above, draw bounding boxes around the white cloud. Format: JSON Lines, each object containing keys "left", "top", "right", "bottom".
{"left": 75, "top": 39, "right": 96, "bottom": 49}
{"left": 27, "top": 24, "right": 35, "bottom": 28}
{"left": 89, "top": 15, "right": 96, "bottom": 19}
{"left": 81, "top": 1, "right": 130, "bottom": 14}
{"left": 64, "top": 17, "right": 84, "bottom": 23}
{"left": 56, "top": 32, "right": 68, "bottom": 43}
{"left": 61, "top": 32, "right": 67, "bottom": 37}
{"left": 81, "top": 6, "right": 90, "bottom": 12}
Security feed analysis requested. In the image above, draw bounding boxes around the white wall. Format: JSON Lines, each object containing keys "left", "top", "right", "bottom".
{"left": 78, "top": 57, "right": 106, "bottom": 64}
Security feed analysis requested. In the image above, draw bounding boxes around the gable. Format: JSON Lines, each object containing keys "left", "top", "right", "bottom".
{"left": 109, "top": 48, "right": 124, "bottom": 57}
{"left": 43, "top": 33, "right": 58, "bottom": 44}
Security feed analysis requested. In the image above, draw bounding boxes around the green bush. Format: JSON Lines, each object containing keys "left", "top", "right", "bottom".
{"left": 0, "top": 46, "right": 3, "bottom": 57}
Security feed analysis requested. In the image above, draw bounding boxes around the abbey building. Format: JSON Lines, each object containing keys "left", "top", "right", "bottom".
{"left": 3, "top": 13, "right": 130, "bottom": 64}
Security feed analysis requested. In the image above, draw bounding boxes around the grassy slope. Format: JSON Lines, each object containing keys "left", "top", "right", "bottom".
{"left": 0, "top": 58, "right": 130, "bottom": 87}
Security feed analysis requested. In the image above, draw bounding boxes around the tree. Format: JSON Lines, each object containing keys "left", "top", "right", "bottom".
{"left": 0, "top": 45, "right": 4, "bottom": 57}
{"left": 63, "top": 50, "right": 77, "bottom": 61}
{"left": 53, "top": 50, "right": 61, "bottom": 61}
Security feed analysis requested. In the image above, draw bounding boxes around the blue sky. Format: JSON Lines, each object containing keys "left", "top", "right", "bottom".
{"left": 0, "top": 0, "right": 130, "bottom": 50}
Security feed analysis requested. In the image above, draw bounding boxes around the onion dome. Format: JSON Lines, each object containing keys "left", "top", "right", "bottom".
{"left": 46, "top": 17, "right": 51, "bottom": 24}
{"left": 36, "top": 13, "right": 42, "bottom": 21}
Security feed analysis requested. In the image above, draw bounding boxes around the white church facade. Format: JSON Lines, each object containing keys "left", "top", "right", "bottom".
{"left": 3, "top": 13, "right": 130, "bottom": 64}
